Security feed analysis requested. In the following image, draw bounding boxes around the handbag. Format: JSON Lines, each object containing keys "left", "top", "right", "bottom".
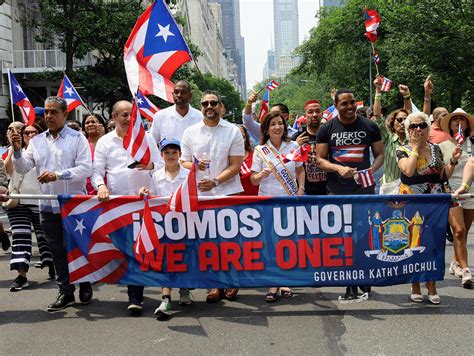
{"left": 379, "top": 178, "right": 401, "bottom": 195}
{"left": 3, "top": 175, "right": 25, "bottom": 209}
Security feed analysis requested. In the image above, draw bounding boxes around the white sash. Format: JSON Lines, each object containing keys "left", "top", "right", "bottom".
{"left": 256, "top": 144, "right": 298, "bottom": 196}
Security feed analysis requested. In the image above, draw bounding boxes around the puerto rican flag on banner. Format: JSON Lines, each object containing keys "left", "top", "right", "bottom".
{"left": 355, "top": 168, "right": 375, "bottom": 188}
{"left": 266, "top": 80, "right": 280, "bottom": 91}
{"left": 134, "top": 196, "right": 161, "bottom": 260}
{"left": 258, "top": 89, "right": 269, "bottom": 122}
{"left": 381, "top": 77, "right": 392, "bottom": 92}
{"left": 332, "top": 145, "right": 365, "bottom": 163}
{"left": 364, "top": 9, "right": 381, "bottom": 43}
{"left": 323, "top": 105, "right": 338, "bottom": 121}
{"left": 124, "top": 0, "right": 192, "bottom": 102}
{"left": 8, "top": 69, "right": 35, "bottom": 125}
{"left": 136, "top": 89, "right": 160, "bottom": 121}
{"left": 57, "top": 74, "right": 87, "bottom": 112}
{"left": 168, "top": 157, "right": 198, "bottom": 212}
{"left": 455, "top": 124, "right": 464, "bottom": 145}
{"left": 277, "top": 144, "right": 311, "bottom": 163}
{"left": 123, "top": 99, "right": 151, "bottom": 165}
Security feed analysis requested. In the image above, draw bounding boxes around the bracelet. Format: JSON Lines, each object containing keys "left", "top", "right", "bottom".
{"left": 403, "top": 94, "right": 411, "bottom": 99}
{"left": 374, "top": 95, "right": 381, "bottom": 101}
{"left": 298, "top": 186, "right": 305, "bottom": 191}
{"left": 450, "top": 159, "right": 458, "bottom": 166}
{"left": 423, "top": 97, "right": 431, "bottom": 102}
{"left": 462, "top": 183, "right": 471, "bottom": 190}
{"left": 409, "top": 151, "right": 419, "bottom": 158}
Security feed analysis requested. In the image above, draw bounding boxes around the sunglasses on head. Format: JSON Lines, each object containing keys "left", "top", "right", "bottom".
{"left": 201, "top": 100, "right": 219, "bottom": 108}
{"left": 408, "top": 122, "right": 428, "bottom": 130}
{"left": 395, "top": 116, "right": 406, "bottom": 123}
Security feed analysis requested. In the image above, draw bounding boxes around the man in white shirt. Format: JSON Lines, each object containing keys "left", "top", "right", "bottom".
{"left": 92, "top": 100, "right": 160, "bottom": 315}
{"left": 181, "top": 90, "right": 244, "bottom": 302}
{"left": 150, "top": 80, "right": 202, "bottom": 143}
{"left": 12, "top": 96, "right": 93, "bottom": 312}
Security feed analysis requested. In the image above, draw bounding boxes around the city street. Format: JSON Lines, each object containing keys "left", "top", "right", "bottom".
{"left": 1, "top": 231, "right": 473, "bottom": 355}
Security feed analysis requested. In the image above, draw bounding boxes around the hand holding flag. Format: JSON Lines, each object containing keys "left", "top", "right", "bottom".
{"left": 354, "top": 168, "right": 375, "bottom": 188}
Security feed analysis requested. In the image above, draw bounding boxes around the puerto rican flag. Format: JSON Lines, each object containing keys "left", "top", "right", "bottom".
{"left": 258, "top": 89, "right": 269, "bottom": 122}
{"left": 332, "top": 145, "right": 365, "bottom": 163}
{"left": 134, "top": 196, "right": 161, "bottom": 256}
{"left": 381, "top": 77, "right": 392, "bottom": 92}
{"left": 455, "top": 124, "right": 464, "bottom": 145}
{"left": 240, "top": 160, "right": 251, "bottom": 175}
{"left": 373, "top": 52, "right": 381, "bottom": 65}
{"left": 277, "top": 144, "right": 312, "bottom": 163}
{"left": 323, "top": 105, "right": 338, "bottom": 121}
{"left": 167, "top": 157, "right": 198, "bottom": 212}
{"left": 8, "top": 69, "right": 35, "bottom": 125}
{"left": 57, "top": 74, "right": 87, "bottom": 112}
{"left": 266, "top": 80, "right": 280, "bottom": 91}
{"left": 136, "top": 89, "right": 160, "bottom": 121}
{"left": 123, "top": 99, "right": 151, "bottom": 165}
{"left": 124, "top": 0, "right": 192, "bottom": 102}
{"left": 355, "top": 168, "right": 375, "bottom": 188}
{"left": 364, "top": 9, "right": 381, "bottom": 43}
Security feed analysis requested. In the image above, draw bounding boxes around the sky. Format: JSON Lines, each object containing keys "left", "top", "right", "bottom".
{"left": 240, "top": 0, "right": 320, "bottom": 90}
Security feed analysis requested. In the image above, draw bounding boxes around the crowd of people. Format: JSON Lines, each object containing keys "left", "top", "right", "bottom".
{"left": 0, "top": 77, "right": 472, "bottom": 319}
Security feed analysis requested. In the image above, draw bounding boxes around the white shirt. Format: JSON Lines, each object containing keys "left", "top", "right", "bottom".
{"left": 91, "top": 129, "right": 160, "bottom": 195}
{"left": 9, "top": 149, "right": 41, "bottom": 206}
{"left": 251, "top": 140, "right": 303, "bottom": 196}
{"left": 150, "top": 104, "right": 203, "bottom": 143}
{"left": 149, "top": 166, "right": 189, "bottom": 196}
{"left": 13, "top": 126, "right": 92, "bottom": 213}
{"left": 181, "top": 118, "right": 244, "bottom": 196}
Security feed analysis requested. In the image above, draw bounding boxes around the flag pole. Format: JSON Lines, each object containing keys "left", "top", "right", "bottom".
{"left": 7, "top": 67, "right": 16, "bottom": 123}
{"left": 369, "top": 49, "right": 373, "bottom": 107}
{"left": 371, "top": 42, "right": 380, "bottom": 76}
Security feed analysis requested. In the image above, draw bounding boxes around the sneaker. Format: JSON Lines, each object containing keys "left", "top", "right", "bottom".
{"left": 461, "top": 268, "right": 472, "bottom": 287}
{"left": 154, "top": 297, "right": 172, "bottom": 316}
{"left": 449, "top": 261, "right": 463, "bottom": 278}
{"left": 179, "top": 288, "right": 193, "bottom": 305}
{"left": 1, "top": 232, "right": 10, "bottom": 251}
{"left": 10, "top": 275, "right": 28, "bottom": 292}
{"left": 47, "top": 292, "right": 75, "bottom": 312}
{"left": 127, "top": 302, "right": 143, "bottom": 315}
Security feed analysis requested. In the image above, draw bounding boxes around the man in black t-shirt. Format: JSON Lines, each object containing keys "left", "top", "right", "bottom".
{"left": 292, "top": 99, "right": 327, "bottom": 195}
{"left": 316, "top": 89, "right": 384, "bottom": 301}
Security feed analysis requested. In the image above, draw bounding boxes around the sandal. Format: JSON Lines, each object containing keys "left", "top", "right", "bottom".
{"left": 280, "top": 288, "right": 293, "bottom": 298}
{"left": 428, "top": 294, "right": 440, "bottom": 305}
{"left": 265, "top": 292, "right": 279, "bottom": 303}
{"left": 410, "top": 293, "right": 423, "bottom": 303}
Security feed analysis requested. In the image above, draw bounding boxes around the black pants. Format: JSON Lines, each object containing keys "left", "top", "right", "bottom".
{"left": 41, "top": 212, "right": 75, "bottom": 294}
{"left": 127, "top": 285, "right": 144, "bottom": 302}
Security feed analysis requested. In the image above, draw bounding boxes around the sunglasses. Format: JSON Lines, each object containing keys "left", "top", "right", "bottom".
{"left": 395, "top": 117, "right": 406, "bottom": 123}
{"left": 201, "top": 100, "right": 219, "bottom": 108}
{"left": 23, "top": 131, "right": 38, "bottom": 136}
{"left": 408, "top": 122, "right": 428, "bottom": 130}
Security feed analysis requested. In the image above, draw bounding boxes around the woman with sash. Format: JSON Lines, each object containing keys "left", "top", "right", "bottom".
{"left": 250, "top": 111, "right": 305, "bottom": 302}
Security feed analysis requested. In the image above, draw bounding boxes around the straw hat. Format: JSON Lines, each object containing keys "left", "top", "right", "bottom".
{"left": 440, "top": 108, "right": 474, "bottom": 133}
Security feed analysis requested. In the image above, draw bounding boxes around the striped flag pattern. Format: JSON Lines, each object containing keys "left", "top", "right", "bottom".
{"left": 266, "top": 80, "right": 280, "bottom": 91}
{"left": 455, "top": 124, "right": 464, "bottom": 145}
{"left": 355, "top": 169, "right": 375, "bottom": 188}
{"left": 123, "top": 99, "right": 151, "bottom": 165}
{"left": 134, "top": 196, "right": 160, "bottom": 255}
{"left": 381, "top": 77, "right": 392, "bottom": 92}
{"left": 136, "top": 89, "right": 159, "bottom": 121}
{"left": 167, "top": 157, "right": 198, "bottom": 212}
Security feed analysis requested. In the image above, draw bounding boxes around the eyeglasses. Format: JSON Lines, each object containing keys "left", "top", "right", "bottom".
{"left": 408, "top": 122, "right": 428, "bottom": 130}
{"left": 395, "top": 117, "right": 406, "bottom": 123}
{"left": 201, "top": 100, "right": 219, "bottom": 108}
{"left": 23, "top": 131, "right": 38, "bottom": 136}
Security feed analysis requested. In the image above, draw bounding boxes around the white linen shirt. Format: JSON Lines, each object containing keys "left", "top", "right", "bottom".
{"left": 251, "top": 140, "right": 303, "bottom": 196}
{"left": 150, "top": 104, "right": 203, "bottom": 143}
{"left": 181, "top": 118, "right": 245, "bottom": 196}
{"left": 91, "top": 130, "right": 160, "bottom": 195}
{"left": 149, "top": 166, "right": 189, "bottom": 196}
{"left": 13, "top": 126, "right": 92, "bottom": 213}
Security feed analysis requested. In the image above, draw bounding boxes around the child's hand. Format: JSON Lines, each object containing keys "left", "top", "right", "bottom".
{"left": 138, "top": 187, "right": 149, "bottom": 197}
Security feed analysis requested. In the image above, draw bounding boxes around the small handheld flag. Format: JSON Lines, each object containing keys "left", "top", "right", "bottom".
{"left": 355, "top": 168, "right": 375, "bottom": 188}
{"left": 266, "top": 80, "right": 280, "bottom": 91}
{"left": 123, "top": 99, "right": 152, "bottom": 166}
{"left": 381, "top": 77, "right": 392, "bottom": 92}
{"left": 364, "top": 9, "right": 381, "bottom": 43}
{"left": 136, "top": 89, "right": 160, "bottom": 121}
{"left": 277, "top": 144, "right": 312, "bottom": 163}
{"left": 323, "top": 105, "right": 338, "bottom": 121}
{"left": 373, "top": 53, "right": 380, "bottom": 65}
{"left": 167, "top": 157, "right": 198, "bottom": 212}
{"left": 8, "top": 69, "right": 35, "bottom": 125}
{"left": 258, "top": 89, "right": 269, "bottom": 122}
{"left": 134, "top": 196, "right": 161, "bottom": 259}
{"left": 57, "top": 74, "right": 88, "bottom": 112}
{"left": 455, "top": 124, "right": 464, "bottom": 145}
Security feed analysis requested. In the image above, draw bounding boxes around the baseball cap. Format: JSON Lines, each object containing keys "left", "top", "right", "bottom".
{"left": 34, "top": 107, "right": 45, "bottom": 118}
{"left": 159, "top": 137, "right": 181, "bottom": 151}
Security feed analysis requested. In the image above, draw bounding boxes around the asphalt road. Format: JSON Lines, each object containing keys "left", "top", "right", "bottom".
{"left": 1, "top": 233, "right": 473, "bottom": 355}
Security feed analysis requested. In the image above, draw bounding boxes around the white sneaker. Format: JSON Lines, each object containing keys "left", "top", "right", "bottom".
{"left": 179, "top": 288, "right": 193, "bottom": 305}
{"left": 449, "top": 261, "right": 463, "bottom": 278}
{"left": 461, "top": 268, "right": 472, "bottom": 287}
{"left": 154, "top": 297, "right": 172, "bottom": 316}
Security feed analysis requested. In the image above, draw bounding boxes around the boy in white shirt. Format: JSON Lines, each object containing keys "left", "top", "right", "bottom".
{"left": 139, "top": 138, "right": 190, "bottom": 319}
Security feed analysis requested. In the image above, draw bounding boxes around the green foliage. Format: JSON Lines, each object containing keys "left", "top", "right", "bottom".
{"left": 292, "top": 0, "right": 474, "bottom": 113}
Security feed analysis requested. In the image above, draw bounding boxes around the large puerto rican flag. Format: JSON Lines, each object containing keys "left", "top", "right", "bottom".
{"left": 8, "top": 69, "right": 35, "bottom": 125}
{"left": 124, "top": 0, "right": 192, "bottom": 102}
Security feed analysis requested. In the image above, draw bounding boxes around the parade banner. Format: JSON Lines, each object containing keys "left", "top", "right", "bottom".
{"left": 59, "top": 194, "right": 451, "bottom": 288}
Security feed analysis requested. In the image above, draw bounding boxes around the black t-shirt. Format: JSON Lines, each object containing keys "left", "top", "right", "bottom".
{"left": 316, "top": 116, "right": 381, "bottom": 194}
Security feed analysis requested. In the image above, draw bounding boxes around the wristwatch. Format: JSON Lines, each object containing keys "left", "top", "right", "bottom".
{"left": 55, "top": 171, "right": 63, "bottom": 180}
{"left": 212, "top": 178, "right": 220, "bottom": 187}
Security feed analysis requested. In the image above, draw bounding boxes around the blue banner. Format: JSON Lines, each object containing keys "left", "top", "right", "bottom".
{"left": 59, "top": 194, "right": 451, "bottom": 288}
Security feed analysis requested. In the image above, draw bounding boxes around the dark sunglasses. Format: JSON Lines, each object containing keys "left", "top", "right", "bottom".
{"left": 408, "top": 122, "right": 428, "bottom": 130}
{"left": 395, "top": 117, "right": 406, "bottom": 123}
{"left": 201, "top": 100, "right": 219, "bottom": 108}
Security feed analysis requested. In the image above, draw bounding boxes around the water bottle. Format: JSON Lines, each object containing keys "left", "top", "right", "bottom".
{"left": 201, "top": 152, "right": 211, "bottom": 179}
